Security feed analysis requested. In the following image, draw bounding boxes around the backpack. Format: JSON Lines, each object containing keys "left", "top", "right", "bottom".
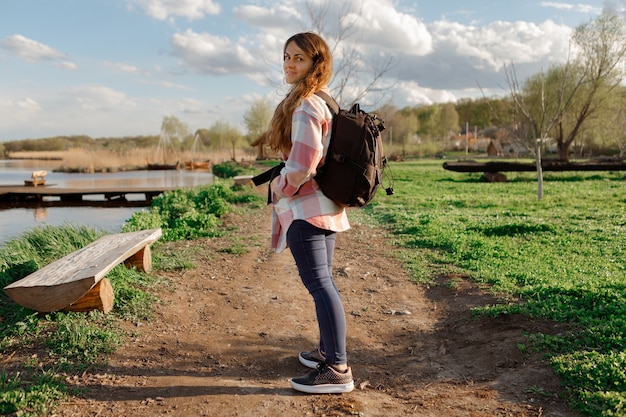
{"left": 252, "top": 91, "right": 393, "bottom": 207}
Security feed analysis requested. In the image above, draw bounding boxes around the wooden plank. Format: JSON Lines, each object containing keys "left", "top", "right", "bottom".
{"left": 3, "top": 228, "right": 161, "bottom": 312}
{"left": 233, "top": 175, "right": 253, "bottom": 186}
{"left": 0, "top": 186, "right": 176, "bottom": 207}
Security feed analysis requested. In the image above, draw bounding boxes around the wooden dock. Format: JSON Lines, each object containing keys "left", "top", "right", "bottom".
{"left": 0, "top": 185, "right": 178, "bottom": 207}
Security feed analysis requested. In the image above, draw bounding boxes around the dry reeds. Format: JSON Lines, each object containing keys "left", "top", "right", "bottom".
{"left": 9, "top": 148, "right": 258, "bottom": 173}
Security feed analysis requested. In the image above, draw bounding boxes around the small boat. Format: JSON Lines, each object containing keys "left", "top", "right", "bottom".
{"left": 184, "top": 160, "right": 211, "bottom": 170}
{"left": 184, "top": 132, "right": 211, "bottom": 170}
{"left": 148, "top": 161, "right": 180, "bottom": 170}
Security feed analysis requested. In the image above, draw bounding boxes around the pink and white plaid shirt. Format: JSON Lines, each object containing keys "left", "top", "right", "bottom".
{"left": 271, "top": 92, "right": 350, "bottom": 253}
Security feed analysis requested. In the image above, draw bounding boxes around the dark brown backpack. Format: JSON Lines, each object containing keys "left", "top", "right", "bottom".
{"left": 253, "top": 92, "right": 393, "bottom": 207}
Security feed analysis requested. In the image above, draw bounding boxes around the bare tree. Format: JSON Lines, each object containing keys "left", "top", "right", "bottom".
{"left": 304, "top": 1, "right": 397, "bottom": 108}
{"left": 504, "top": 64, "right": 561, "bottom": 199}
{"left": 502, "top": 12, "right": 626, "bottom": 199}
{"left": 523, "top": 13, "right": 626, "bottom": 162}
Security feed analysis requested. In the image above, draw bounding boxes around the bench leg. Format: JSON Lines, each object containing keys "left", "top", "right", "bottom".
{"left": 64, "top": 278, "right": 114, "bottom": 314}
{"left": 124, "top": 245, "right": 153, "bottom": 272}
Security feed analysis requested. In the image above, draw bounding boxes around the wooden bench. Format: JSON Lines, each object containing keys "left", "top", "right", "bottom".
{"left": 233, "top": 175, "right": 254, "bottom": 186}
{"left": 3, "top": 228, "right": 162, "bottom": 314}
{"left": 24, "top": 170, "right": 47, "bottom": 187}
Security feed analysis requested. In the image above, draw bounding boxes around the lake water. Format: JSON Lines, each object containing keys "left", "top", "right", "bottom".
{"left": 0, "top": 159, "right": 214, "bottom": 246}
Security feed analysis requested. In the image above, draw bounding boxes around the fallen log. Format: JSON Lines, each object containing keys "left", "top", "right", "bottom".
{"left": 443, "top": 160, "right": 626, "bottom": 173}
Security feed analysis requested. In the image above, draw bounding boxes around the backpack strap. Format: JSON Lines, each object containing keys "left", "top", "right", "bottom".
{"left": 314, "top": 91, "right": 339, "bottom": 115}
{"left": 251, "top": 162, "right": 285, "bottom": 204}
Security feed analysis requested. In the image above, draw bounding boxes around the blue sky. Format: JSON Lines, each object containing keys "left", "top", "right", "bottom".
{"left": 0, "top": 0, "right": 617, "bottom": 141}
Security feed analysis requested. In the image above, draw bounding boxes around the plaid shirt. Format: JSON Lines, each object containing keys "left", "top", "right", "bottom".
{"left": 271, "top": 92, "right": 350, "bottom": 252}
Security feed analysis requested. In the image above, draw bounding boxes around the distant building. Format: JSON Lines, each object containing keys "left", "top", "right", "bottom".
{"left": 487, "top": 139, "right": 504, "bottom": 156}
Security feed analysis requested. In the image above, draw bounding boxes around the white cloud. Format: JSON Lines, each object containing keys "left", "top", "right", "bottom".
{"left": 171, "top": 30, "right": 256, "bottom": 75}
{"left": 0, "top": 34, "right": 67, "bottom": 62}
{"left": 234, "top": 4, "right": 301, "bottom": 30}
{"left": 140, "top": 79, "right": 192, "bottom": 90}
{"left": 58, "top": 61, "right": 78, "bottom": 70}
{"left": 0, "top": 97, "right": 43, "bottom": 137}
{"left": 388, "top": 18, "right": 573, "bottom": 94}
{"left": 176, "top": 97, "right": 205, "bottom": 115}
{"left": 17, "top": 97, "right": 41, "bottom": 111}
{"left": 71, "top": 85, "right": 136, "bottom": 111}
{"left": 429, "top": 19, "right": 572, "bottom": 71}
{"left": 104, "top": 61, "right": 142, "bottom": 74}
{"left": 395, "top": 80, "right": 458, "bottom": 105}
{"left": 129, "top": 0, "right": 220, "bottom": 21}
{"left": 540, "top": 2, "right": 602, "bottom": 14}
{"left": 340, "top": 0, "right": 432, "bottom": 56}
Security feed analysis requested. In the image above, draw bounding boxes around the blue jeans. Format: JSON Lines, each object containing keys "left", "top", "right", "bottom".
{"left": 287, "top": 220, "right": 347, "bottom": 365}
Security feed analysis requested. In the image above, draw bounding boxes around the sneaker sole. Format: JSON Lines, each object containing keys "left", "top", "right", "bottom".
{"left": 298, "top": 353, "right": 323, "bottom": 369}
{"left": 290, "top": 379, "right": 354, "bottom": 394}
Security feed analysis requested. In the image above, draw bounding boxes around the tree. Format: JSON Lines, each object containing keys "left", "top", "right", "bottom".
{"left": 193, "top": 128, "right": 212, "bottom": 148}
{"left": 456, "top": 97, "right": 506, "bottom": 132}
{"left": 160, "top": 115, "right": 190, "bottom": 150}
{"left": 243, "top": 98, "right": 273, "bottom": 141}
{"left": 208, "top": 121, "right": 242, "bottom": 160}
{"left": 522, "top": 12, "right": 626, "bottom": 161}
{"left": 414, "top": 105, "right": 433, "bottom": 139}
{"left": 503, "top": 12, "right": 626, "bottom": 199}
{"left": 374, "top": 102, "right": 406, "bottom": 154}
{"left": 438, "top": 102, "right": 460, "bottom": 140}
{"left": 385, "top": 106, "right": 420, "bottom": 156}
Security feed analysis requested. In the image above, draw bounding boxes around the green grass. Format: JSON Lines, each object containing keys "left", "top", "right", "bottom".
{"left": 211, "top": 161, "right": 258, "bottom": 179}
{"left": 122, "top": 180, "right": 263, "bottom": 241}
{"left": 362, "top": 160, "right": 626, "bottom": 416}
{"left": 0, "top": 181, "right": 264, "bottom": 416}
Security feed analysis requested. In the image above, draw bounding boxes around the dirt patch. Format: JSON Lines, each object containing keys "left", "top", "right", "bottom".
{"left": 56, "top": 205, "right": 579, "bottom": 417}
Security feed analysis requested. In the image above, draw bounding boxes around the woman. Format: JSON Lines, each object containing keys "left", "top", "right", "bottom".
{"left": 266, "top": 32, "right": 353, "bottom": 394}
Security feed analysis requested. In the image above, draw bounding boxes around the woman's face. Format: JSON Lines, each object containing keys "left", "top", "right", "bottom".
{"left": 283, "top": 41, "right": 313, "bottom": 84}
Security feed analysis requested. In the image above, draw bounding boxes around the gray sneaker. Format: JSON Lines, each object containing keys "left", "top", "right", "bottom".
{"left": 298, "top": 349, "right": 325, "bottom": 369}
{"left": 290, "top": 363, "right": 354, "bottom": 394}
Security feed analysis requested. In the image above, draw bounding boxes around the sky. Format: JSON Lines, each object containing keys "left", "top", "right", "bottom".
{"left": 0, "top": 0, "right": 622, "bottom": 142}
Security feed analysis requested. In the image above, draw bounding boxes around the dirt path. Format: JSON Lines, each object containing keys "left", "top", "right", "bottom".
{"left": 57, "top": 205, "right": 578, "bottom": 417}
